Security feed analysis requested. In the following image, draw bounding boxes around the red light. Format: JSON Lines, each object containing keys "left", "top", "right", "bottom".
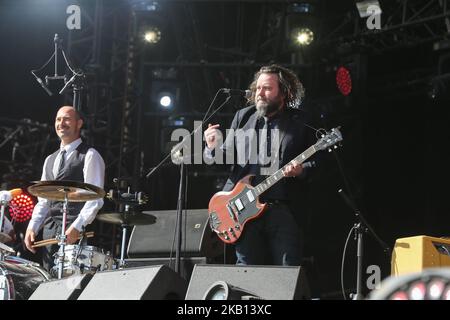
{"left": 336, "top": 66, "right": 352, "bottom": 96}
{"left": 390, "top": 291, "right": 408, "bottom": 300}
{"left": 409, "top": 282, "right": 427, "bottom": 300}
{"left": 8, "top": 194, "right": 35, "bottom": 223}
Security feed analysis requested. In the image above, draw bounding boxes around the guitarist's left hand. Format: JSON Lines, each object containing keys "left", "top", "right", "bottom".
{"left": 283, "top": 160, "right": 304, "bottom": 177}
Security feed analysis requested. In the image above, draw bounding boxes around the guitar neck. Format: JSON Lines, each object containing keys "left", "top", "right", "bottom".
{"left": 253, "top": 145, "right": 317, "bottom": 197}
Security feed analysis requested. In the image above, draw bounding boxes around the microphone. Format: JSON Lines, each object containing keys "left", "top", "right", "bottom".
{"left": 59, "top": 74, "right": 77, "bottom": 95}
{"left": 0, "top": 188, "right": 23, "bottom": 202}
{"left": 222, "top": 88, "right": 252, "bottom": 99}
{"left": 33, "top": 75, "right": 53, "bottom": 96}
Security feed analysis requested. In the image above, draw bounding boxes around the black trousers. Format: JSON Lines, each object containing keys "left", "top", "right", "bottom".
{"left": 234, "top": 203, "right": 303, "bottom": 266}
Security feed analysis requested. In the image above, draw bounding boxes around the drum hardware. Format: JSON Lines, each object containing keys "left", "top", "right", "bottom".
{"left": 97, "top": 210, "right": 156, "bottom": 269}
{"left": 0, "top": 232, "right": 12, "bottom": 244}
{"left": 49, "top": 245, "right": 113, "bottom": 277}
{"left": 0, "top": 188, "right": 22, "bottom": 246}
{"left": 0, "top": 242, "right": 15, "bottom": 261}
{"left": 0, "top": 256, "right": 51, "bottom": 300}
{"left": 28, "top": 180, "right": 105, "bottom": 280}
{"left": 102, "top": 183, "right": 152, "bottom": 269}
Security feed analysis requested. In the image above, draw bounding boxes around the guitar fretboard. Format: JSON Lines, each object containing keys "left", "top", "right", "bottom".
{"left": 254, "top": 145, "right": 317, "bottom": 197}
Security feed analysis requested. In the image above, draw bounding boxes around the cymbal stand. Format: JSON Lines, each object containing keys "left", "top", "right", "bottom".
{"left": 56, "top": 190, "right": 69, "bottom": 279}
{"left": 0, "top": 198, "right": 8, "bottom": 262}
{"left": 0, "top": 199, "right": 7, "bottom": 237}
{"left": 118, "top": 202, "right": 132, "bottom": 269}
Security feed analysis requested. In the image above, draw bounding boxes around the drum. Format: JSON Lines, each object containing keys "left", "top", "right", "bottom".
{"left": 0, "top": 256, "right": 51, "bottom": 300}
{"left": 52, "top": 245, "right": 114, "bottom": 277}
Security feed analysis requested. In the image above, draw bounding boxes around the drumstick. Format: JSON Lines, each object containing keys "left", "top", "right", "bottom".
{"left": 31, "top": 231, "right": 95, "bottom": 248}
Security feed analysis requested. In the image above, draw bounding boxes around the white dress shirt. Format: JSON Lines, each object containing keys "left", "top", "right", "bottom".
{"left": 28, "top": 138, "right": 105, "bottom": 233}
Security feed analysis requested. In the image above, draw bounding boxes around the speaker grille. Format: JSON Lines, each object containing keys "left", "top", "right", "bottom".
{"left": 127, "top": 209, "right": 222, "bottom": 259}
{"left": 77, "top": 265, "right": 187, "bottom": 300}
{"left": 185, "top": 264, "right": 310, "bottom": 300}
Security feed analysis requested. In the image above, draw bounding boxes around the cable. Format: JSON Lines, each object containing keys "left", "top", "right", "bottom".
{"left": 201, "top": 89, "right": 225, "bottom": 124}
{"left": 31, "top": 52, "right": 55, "bottom": 74}
{"left": 146, "top": 89, "right": 229, "bottom": 179}
{"left": 341, "top": 225, "right": 355, "bottom": 300}
{"left": 61, "top": 48, "right": 83, "bottom": 76}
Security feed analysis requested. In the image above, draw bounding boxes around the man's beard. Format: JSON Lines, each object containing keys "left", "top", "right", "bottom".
{"left": 256, "top": 100, "right": 280, "bottom": 118}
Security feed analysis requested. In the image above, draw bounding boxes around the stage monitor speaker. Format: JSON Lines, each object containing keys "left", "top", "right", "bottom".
{"left": 127, "top": 209, "right": 222, "bottom": 259}
{"left": 29, "top": 273, "right": 93, "bottom": 300}
{"left": 124, "top": 256, "right": 208, "bottom": 280}
{"left": 77, "top": 265, "right": 187, "bottom": 300}
{"left": 185, "top": 264, "right": 310, "bottom": 300}
{"left": 391, "top": 235, "right": 450, "bottom": 276}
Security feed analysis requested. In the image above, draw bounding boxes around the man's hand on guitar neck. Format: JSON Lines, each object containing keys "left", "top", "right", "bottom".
{"left": 283, "top": 160, "right": 304, "bottom": 177}
{"left": 204, "top": 123, "right": 221, "bottom": 149}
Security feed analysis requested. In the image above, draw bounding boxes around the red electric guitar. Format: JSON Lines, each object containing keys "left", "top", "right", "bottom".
{"left": 208, "top": 127, "right": 343, "bottom": 244}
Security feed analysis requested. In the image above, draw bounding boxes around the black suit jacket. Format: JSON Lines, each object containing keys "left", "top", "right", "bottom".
{"left": 218, "top": 106, "right": 315, "bottom": 206}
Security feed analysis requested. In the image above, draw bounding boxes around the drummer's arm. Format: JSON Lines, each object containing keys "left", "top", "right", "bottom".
{"left": 25, "top": 157, "right": 51, "bottom": 252}
{"left": 70, "top": 148, "right": 105, "bottom": 233}
{"left": 27, "top": 157, "right": 51, "bottom": 234}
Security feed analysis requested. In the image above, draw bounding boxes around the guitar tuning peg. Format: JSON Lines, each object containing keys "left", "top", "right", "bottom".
{"left": 328, "top": 148, "right": 332, "bottom": 153}
{"left": 334, "top": 145, "right": 338, "bottom": 149}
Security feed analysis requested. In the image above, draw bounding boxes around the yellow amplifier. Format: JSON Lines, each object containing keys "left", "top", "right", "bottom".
{"left": 391, "top": 235, "right": 450, "bottom": 276}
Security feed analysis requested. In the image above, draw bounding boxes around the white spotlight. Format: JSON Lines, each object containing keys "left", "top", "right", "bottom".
{"left": 159, "top": 95, "right": 172, "bottom": 108}
{"left": 143, "top": 27, "right": 161, "bottom": 44}
{"left": 293, "top": 28, "right": 314, "bottom": 46}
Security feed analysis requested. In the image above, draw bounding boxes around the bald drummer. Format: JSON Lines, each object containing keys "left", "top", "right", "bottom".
{"left": 24, "top": 106, "right": 105, "bottom": 271}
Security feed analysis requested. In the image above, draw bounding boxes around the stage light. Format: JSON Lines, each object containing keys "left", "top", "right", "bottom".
{"left": 8, "top": 193, "right": 35, "bottom": 223}
{"left": 159, "top": 94, "right": 172, "bottom": 108}
{"left": 369, "top": 268, "right": 450, "bottom": 300}
{"left": 130, "top": 0, "right": 160, "bottom": 12}
{"left": 292, "top": 28, "right": 314, "bottom": 46}
{"left": 157, "top": 91, "right": 175, "bottom": 109}
{"left": 143, "top": 27, "right": 161, "bottom": 44}
{"left": 336, "top": 66, "right": 352, "bottom": 96}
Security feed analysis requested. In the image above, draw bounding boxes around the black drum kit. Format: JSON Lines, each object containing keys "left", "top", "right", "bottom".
{"left": 0, "top": 180, "right": 156, "bottom": 300}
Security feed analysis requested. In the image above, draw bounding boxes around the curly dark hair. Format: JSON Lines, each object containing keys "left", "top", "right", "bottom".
{"left": 248, "top": 64, "right": 305, "bottom": 109}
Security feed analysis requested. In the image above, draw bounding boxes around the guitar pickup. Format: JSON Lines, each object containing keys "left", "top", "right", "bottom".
{"left": 234, "top": 198, "right": 244, "bottom": 211}
{"left": 246, "top": 190, "right": 255, "bottom": 202}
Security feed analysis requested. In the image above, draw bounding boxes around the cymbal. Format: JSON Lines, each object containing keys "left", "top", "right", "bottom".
{"left": 0, "top": 232, "right": 12, "bottom": 243}
{"left": 28, "top": 180, "right": 105, "bottom": 202}
{"left": 96, "top": 212, "right": 156, "bottom": 226}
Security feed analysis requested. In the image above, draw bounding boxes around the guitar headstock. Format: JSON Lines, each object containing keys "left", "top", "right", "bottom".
{"left": 314, "top": 127, "right": 343, "bottom": 151}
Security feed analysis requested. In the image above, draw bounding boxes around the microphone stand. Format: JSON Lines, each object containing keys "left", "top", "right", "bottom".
{"left": 338, "top": 188, "right": 390, "bottom": 300}
{"left": 174, "top": 161, "right": 185, "bottom": 274}
{"left": 145, "top": 90, "right": 234, "bottom": 276}
{"left": 44, "top": 34, "right": 67, "bottom": 86}
{"left": 31, "top": 34, "right": 85, "bottom": 111}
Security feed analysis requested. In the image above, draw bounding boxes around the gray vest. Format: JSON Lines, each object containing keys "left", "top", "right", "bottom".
{"left": 44, "top": 142, "right": 90, "bottom": 224}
